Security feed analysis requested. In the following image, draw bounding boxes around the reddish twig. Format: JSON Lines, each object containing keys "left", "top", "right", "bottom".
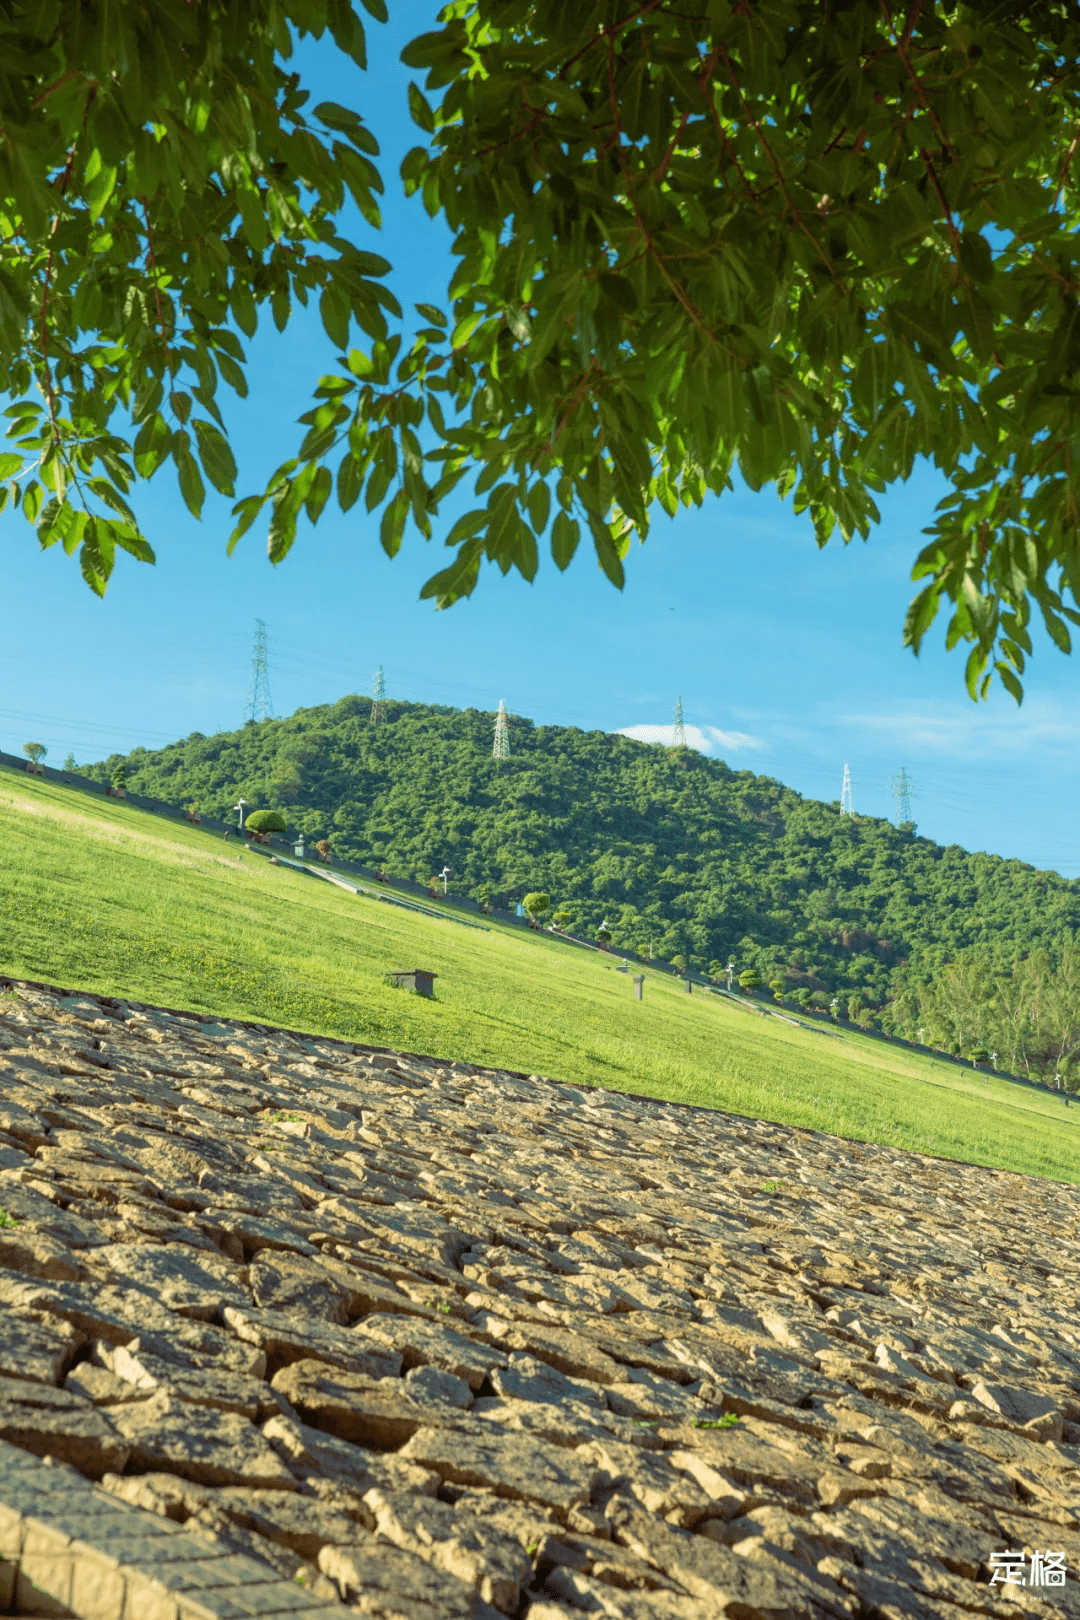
{"left": 1054, "top": 131, "right": 1079, "bottom": 209}
{"left": 920, "top": 148, "right": 961, "bottom": 254}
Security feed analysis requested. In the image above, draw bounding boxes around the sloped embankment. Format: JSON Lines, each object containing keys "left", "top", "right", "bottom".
{"left": 0, "top": 979, "right": 1078, "bottom": 1617}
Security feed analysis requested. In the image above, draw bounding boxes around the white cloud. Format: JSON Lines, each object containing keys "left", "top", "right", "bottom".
{"left": 617, "top": 723, "right": 766, "bottom": 753}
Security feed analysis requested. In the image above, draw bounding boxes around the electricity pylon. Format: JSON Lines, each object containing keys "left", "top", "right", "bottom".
{"left": 840, "top": 763, "right": 853, "bottom": 816}
{"left": 370, "top": 665, "right": 385, "bottom": 726}
{"left": 891, "top": 766, "right": 916, "bottom": 826}
{"left": 671, "top": 697, "right": 687, "bottom": 750}
{"left": 246, "top": 619, "right": 274, "bottom": 722}
{"left": 493, "top": 700, "right": 510, "bottom": 761}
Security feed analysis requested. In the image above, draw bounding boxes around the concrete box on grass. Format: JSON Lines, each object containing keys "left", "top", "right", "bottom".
{"left": 633, "top": 974, "right": 645, "bottom": 1001}
{"left": 389, "top": 969, "right": 438, "bottom": 998}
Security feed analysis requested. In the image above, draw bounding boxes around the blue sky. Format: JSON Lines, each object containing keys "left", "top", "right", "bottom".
{"left": 3, "top": 7, "right": 1080, "bottom": 878}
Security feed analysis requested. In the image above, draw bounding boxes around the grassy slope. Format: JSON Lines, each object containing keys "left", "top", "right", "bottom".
{"left": 1, "top": 766, "right": 1078, "bottom": 1186}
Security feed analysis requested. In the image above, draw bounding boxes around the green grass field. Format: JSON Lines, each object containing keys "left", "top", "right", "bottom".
{"left": 1, "top": 764, "right": 1077, "bottom": 1186}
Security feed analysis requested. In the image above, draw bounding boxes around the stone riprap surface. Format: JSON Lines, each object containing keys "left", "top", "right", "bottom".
{"left": 0, "top": 980, "right": 1078, "bottom": 1619}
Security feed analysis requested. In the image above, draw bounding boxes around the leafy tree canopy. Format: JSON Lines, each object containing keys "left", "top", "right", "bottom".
{"left": 7, "top": 2, "right": 1080, "bottom": 698}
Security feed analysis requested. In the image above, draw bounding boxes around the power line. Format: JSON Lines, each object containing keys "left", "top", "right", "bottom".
{"left": 370, "top": 664, "right": 385, "bottom": 726}
{"left": 246, "top": 619, "right": 274, "bottom": 723}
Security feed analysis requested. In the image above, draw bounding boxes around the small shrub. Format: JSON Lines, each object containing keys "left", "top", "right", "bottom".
{"left": 245, "top": 809, "right": 287, "bottom": 835}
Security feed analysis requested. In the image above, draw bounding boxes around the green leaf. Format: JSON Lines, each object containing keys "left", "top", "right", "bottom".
{"left": 21, "top": 481, "right": 42, "bottom": 524}
{"left": 551, "top": 511, "right": 580, "bottom": 571}
{"left": 230, "top": 281, "right": 258, "bottom": 340}
{"left": 85, "top": 150, "right": 118, "bottom": 223}
{"left": 527, "top": 481, "right": 551, "bottom": 535}
{"left": 419, "top": 538, "right": 484, "bottom": 606}
{"left": 957, "top": 231, "right": 994, "bottom": 286}
{"left": 408, "top": 83, "right": 436, "bottom": 133}
{"left": 320, "top": 284, "right": 352, "bottom": 351}
{"left": 302, "top": 464, "right": 331, "bottom": 525}
{"left": 590, "top": 517, "right": 625, "bottom": 589}
{"left": 236, "top": 182, "right": 268, "bottom": 254}
{"left": 380, "top": 488, "right": 409, "bottom": 556}
{"left": 175, "top": 436, "right": 206, "bottom": 520}
{"left": 193, "top": 420, "right": 237, "bottom": 497}
{"left": 0, "top": 453, "right": 23, "bottom": 478}
{"left": 228, "top": 495, "right": 265, "bottom": 555}
{"left": 415, "top": 302, "right": 447, "bottom": 328}
{"left": 337, "top": 453, "right": 364, "bottom": 512}
{"left": 995, "top": 662, "right": 1024, "bottom": 705}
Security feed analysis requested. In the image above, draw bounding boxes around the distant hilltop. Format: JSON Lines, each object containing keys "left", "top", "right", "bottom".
{"left": 82, "top": 695, "right": 1080, "bottom": 1002}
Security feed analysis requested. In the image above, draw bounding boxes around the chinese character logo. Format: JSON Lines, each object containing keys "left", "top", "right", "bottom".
{"left": 989, "top": 1551, "right": 1069, "bottom": 1587}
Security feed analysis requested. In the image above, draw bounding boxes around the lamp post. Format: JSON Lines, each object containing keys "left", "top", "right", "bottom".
{"left": 439, "top": 865, "right": 452, "bottom": 896}
{"left": 233, "top": 797, "right": 248, "bottom": 832}
{"left": 726, "top": 961, "right": 735, "bottom": 992}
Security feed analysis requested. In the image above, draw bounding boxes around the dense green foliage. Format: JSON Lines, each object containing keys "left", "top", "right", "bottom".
{"left": 84, "top": 697, "right": 1080, "bottom": 1000}
{"left": 885, "top": 941, "right": 1080, "bottom": 1088}
{"left": 0, "top": 0, "right": 387, "bottom": 593}
{"left": 7, "top": 3, "right": 1080, "bottom": 697}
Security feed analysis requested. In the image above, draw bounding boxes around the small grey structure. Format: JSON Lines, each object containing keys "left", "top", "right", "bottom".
{"left": 633, "top": 973, "right": 644, "bottom": 1001}
{"left": 388, "top": 969, "right": 438, "bottom": 997}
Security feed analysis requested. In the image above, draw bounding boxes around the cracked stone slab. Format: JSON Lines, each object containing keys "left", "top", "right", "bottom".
{"left": 1, "top": 979, "right": 1080, "bottom": 1620}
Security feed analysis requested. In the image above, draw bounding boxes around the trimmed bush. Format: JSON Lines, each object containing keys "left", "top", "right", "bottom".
{"left": 245, "top": 810, "right": 287, "bottom": 835}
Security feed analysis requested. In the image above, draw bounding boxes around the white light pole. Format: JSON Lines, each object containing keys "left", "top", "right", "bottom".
{"left": 439, "top": 865, "right": 452, "bottom": 896}
{"left": 726, "top": 960, "right": 735, "bottom": 992}
{"left": 233, "top": 797, "right": 248, "bottom": 831}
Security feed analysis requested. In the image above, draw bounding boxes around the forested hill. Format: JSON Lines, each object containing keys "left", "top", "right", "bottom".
{"left": 86, "top": 697, "right": 1080, "bottom": 1001}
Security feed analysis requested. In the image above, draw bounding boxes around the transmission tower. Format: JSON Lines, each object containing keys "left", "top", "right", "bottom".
{"left": 246, "top": 619, "right": 274, "bottom": 722}
{"left": 840, "top": 763, "right": 853, "bottom": 816}
{"left": 370, "top": 665, "right": 385, "bottom": 726}
{"left": 671, "top": 696, "right": 687, "bottom": 750}
{"left": 493, "top": 700, "right": 510, "bottom": 761}
{"left": 890, "top": 766, "right": 916, "bottom": 826}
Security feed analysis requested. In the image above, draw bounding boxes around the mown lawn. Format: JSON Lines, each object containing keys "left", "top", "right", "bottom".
{"left": 1, "top": 765, "right": 1077, "bottom": 1185}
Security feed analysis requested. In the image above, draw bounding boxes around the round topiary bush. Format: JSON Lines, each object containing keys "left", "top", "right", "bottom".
{"left": 245, "top": 810, "right": 287, "bottom": 835}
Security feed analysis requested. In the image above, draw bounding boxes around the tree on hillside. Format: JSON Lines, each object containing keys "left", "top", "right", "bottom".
{"left": 22, "top": 743, "right": 47, "bottom": 765}
{"left": 245, "top": 809, "right": 287, "bottom": 840}
{"left": 7, "top": 5, "right": 1080, "bottom": 699}
{"left": 522, "top": 891, "right": 551, "bottom": 924}
{"left": 738, "top": 968, "right": 762, "bottom": 992}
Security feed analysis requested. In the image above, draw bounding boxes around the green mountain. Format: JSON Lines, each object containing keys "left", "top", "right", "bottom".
{"left": 85, "top": 696, "right": 1080, "bottom": 1000}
